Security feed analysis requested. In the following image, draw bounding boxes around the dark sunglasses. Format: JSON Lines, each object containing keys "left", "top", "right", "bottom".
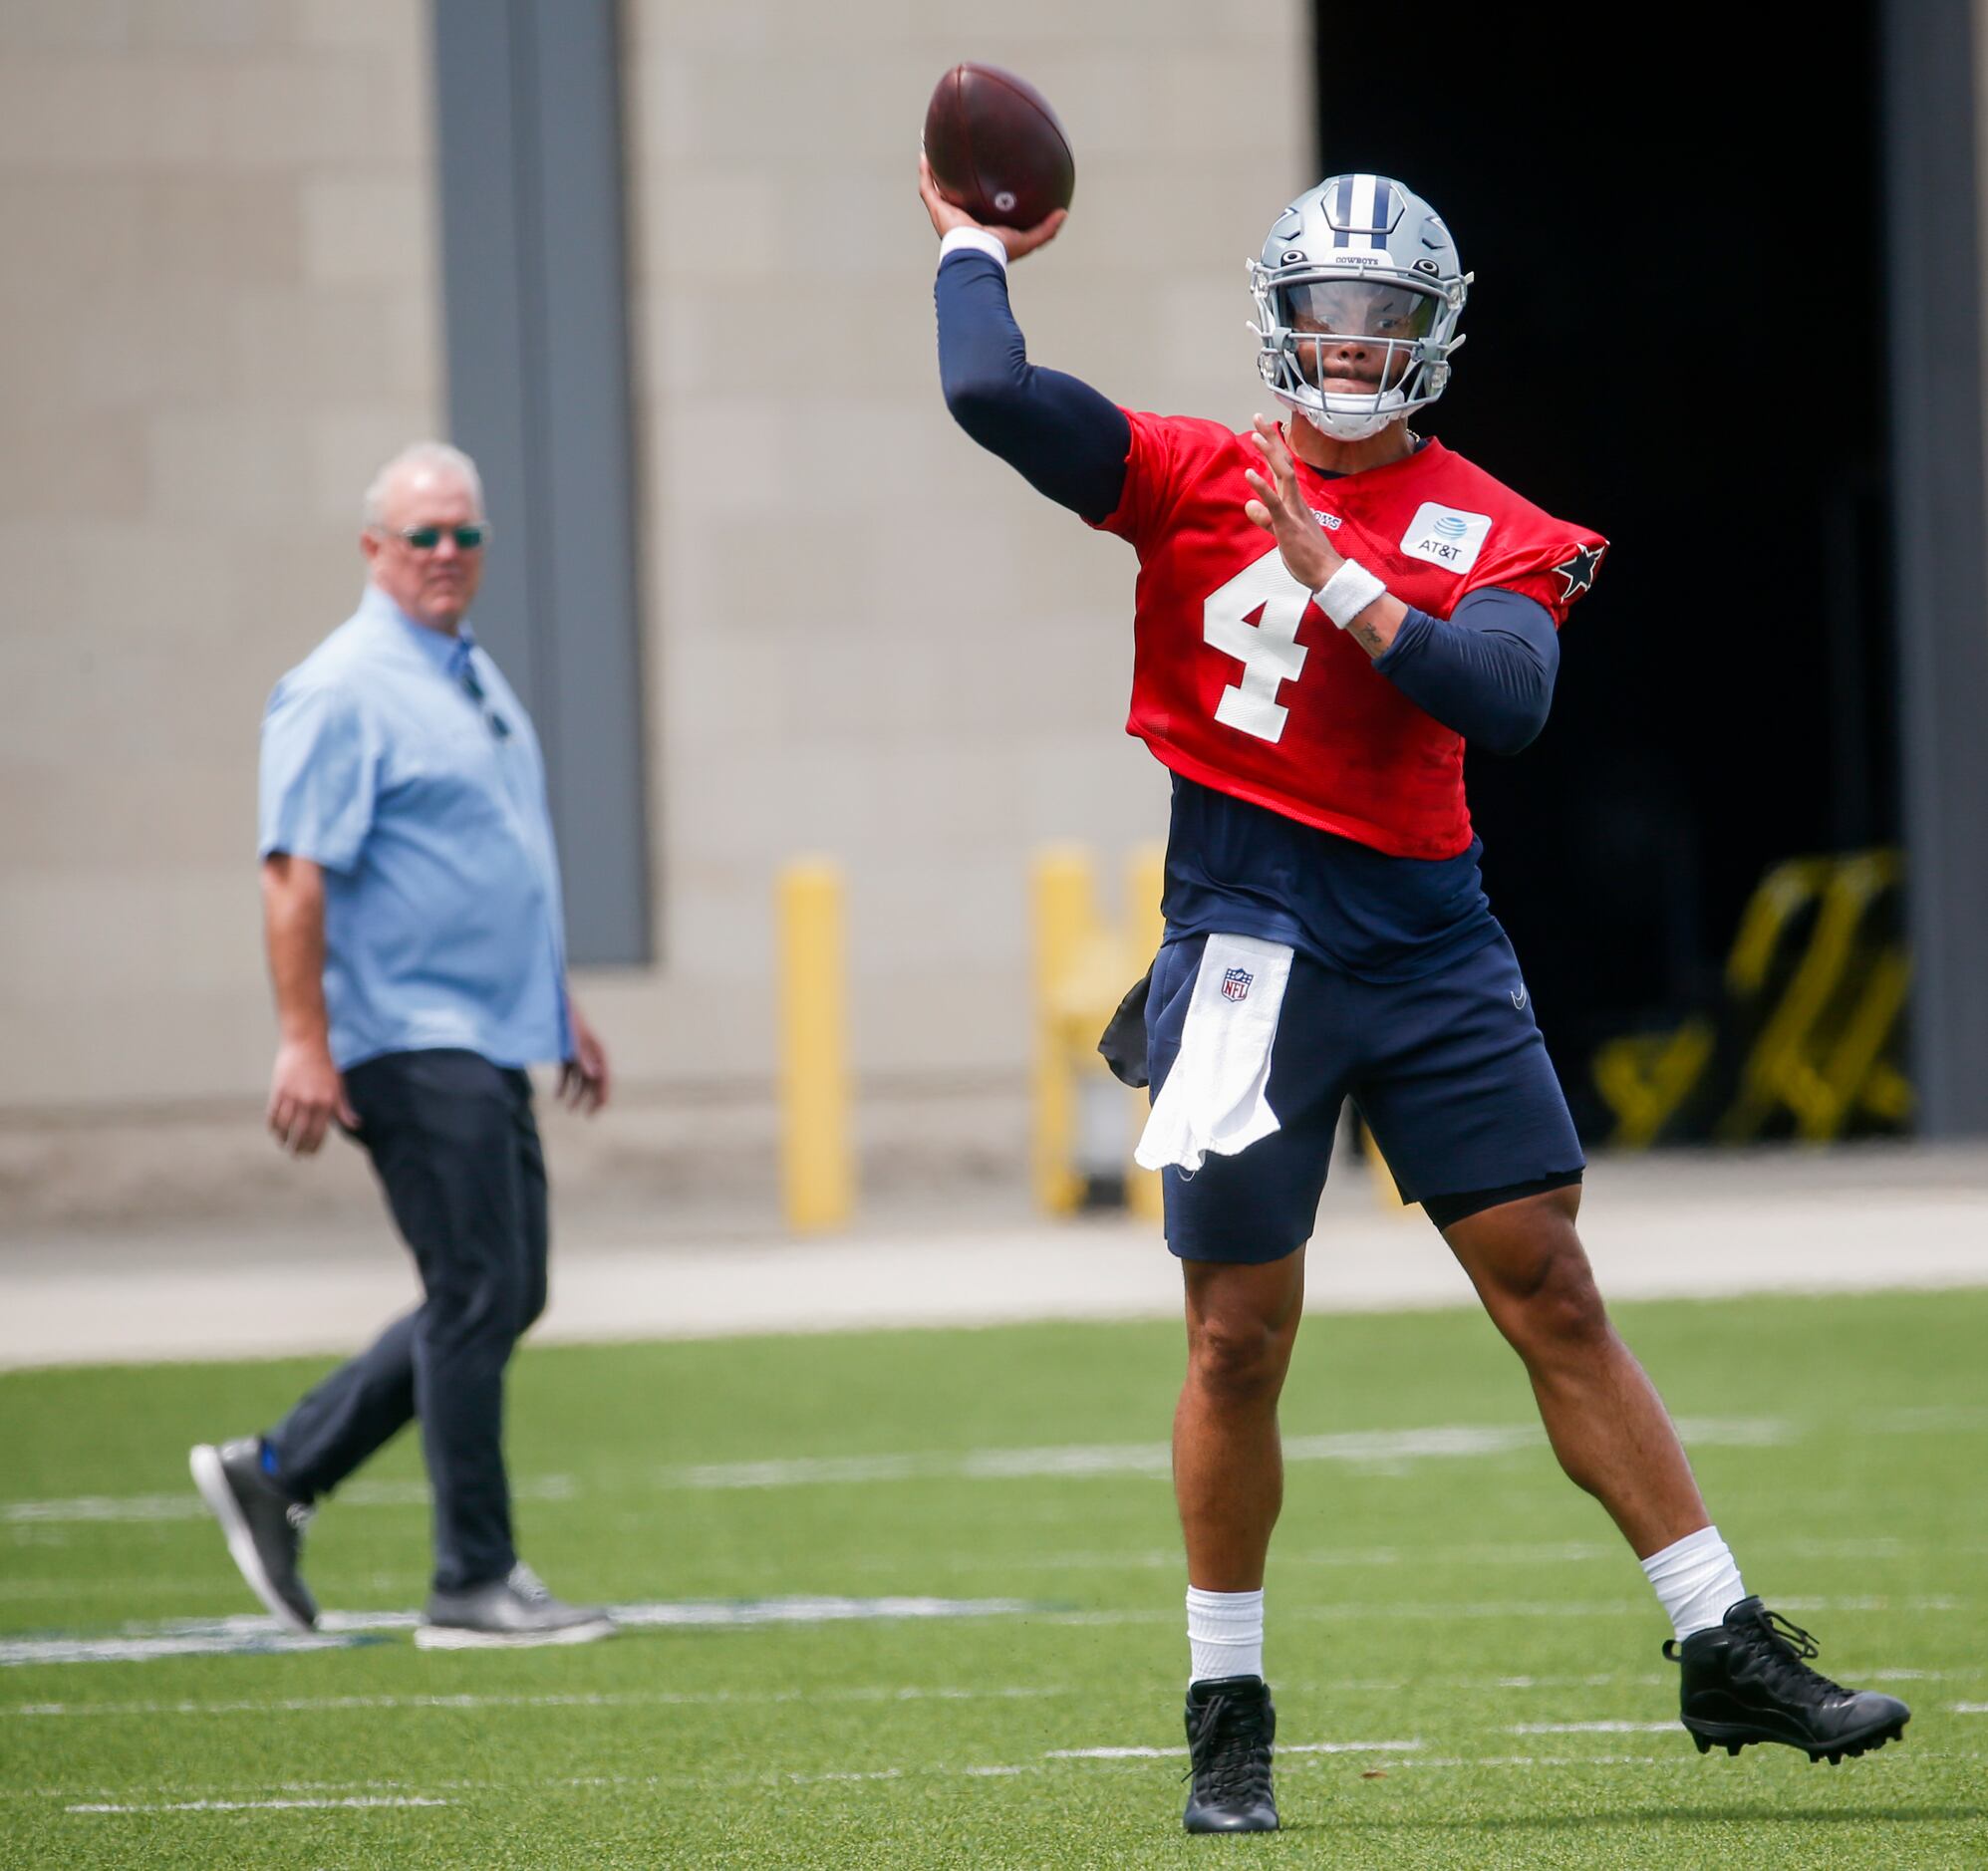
{"left": 396, "top": 523, "right": 490, "bottom": 552}
{"left": 457, "top": 663, "right": 511, "bottom": 740}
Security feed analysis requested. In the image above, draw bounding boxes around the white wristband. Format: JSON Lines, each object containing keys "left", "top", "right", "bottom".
{"left": 939, "top": 226, "right": 1008, "bottom": 272}
{"left": 1313, "top": 558, "right": 1387, "bottom": 629}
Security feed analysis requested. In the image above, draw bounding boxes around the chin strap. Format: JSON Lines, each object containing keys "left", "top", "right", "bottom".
{"left": 1287, "top": 404, "right": 1411, "bottom": 446}
{"left": 1308, "top": 407, "right": 1403, "bottom": 442}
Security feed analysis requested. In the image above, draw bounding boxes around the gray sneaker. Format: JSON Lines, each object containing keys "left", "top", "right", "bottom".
{"left": 415, "top": 1562, "right": 615, "bottom": 1649}
{"left": 189, "top": 1439, "right": 318, "bottom": 1634}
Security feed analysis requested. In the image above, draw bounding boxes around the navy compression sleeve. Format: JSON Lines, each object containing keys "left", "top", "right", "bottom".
{"left": 1372, "top": 588, "right": 1561, "bottom": 755}
{"left": 935, "top": 249, "right": 1130, "bottom": 524}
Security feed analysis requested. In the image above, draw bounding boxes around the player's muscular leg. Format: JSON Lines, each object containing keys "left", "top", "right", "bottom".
{"left": 1442, "top": 1186, "right": 1708, "bottom": 1558}
{"left": 1175, "top": 1251, "right": 1306, "bottom": 1591}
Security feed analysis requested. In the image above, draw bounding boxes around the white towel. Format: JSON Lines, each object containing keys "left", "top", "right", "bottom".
{"left": 1135, "top": 934, "right": 1293, "bottom": 1175}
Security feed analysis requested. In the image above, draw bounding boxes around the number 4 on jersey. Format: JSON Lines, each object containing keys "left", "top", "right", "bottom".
{"left": 1203, "top": 549, "right": 1314, "bottom": 743}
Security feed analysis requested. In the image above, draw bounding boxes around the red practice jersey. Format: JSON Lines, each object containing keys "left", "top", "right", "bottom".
{"left": 1092, "top": 414, "right": 1607, "bottom": 861}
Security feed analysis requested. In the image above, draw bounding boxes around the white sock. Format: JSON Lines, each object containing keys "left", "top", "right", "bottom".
{"left": 1187, "top": 1585, "right": 1265, "bottom": 1685}
{"left": 1641, "top": 1524, "right": 1746, "bottom": 1641}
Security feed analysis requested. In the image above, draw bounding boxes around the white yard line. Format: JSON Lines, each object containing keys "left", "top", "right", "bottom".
{"left": 0, "top": 1632, "right": 374, "bottom": 1667}
{"left": 68, "top": 1796, "right": 450, "bottom": 1814}
{"left": 782, "top": 1769, "right": 903, "bottom": 1785}
{"left": 6, "top": 1684, "right": 1071, "bottom": 1720}
{"left": 1509, "top": 1721, "right": 1683, "bottom": 1735}
{"left": 0, "top": 1596, "right": 1040, "bottom": 1669}
{"left": 607, "top": 1595, "right": 1034, "bottom": 1629}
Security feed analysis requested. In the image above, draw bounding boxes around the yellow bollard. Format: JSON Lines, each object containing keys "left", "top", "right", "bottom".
{"left": 1359, "top": 1117, "right": 1409, "bottom": 1212}
{"left": 1125, "top": 843, "right": 1167, "bottom": 1222}
{"left": 778, "top": 859, "right": 854, "bottom": 1232}
{"left": 1124, "top": 842, "right": 1167, "bottom": 964}
{"left": 1031, "top": 846, "right": 1095, "bottom": 1216}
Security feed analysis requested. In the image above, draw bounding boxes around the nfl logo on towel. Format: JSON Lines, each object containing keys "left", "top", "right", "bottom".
{"left": 1222, "top": 967, "right": 1253, "bottom": 1002}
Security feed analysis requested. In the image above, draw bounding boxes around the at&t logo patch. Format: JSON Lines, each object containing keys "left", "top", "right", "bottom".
{"left": 1400, "top": 501, "right": 1493, "bottom": 574}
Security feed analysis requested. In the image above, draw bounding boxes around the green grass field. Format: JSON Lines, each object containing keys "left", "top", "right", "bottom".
{"left": 3, "top": 1287, "right": 1985, "bottom": 1868}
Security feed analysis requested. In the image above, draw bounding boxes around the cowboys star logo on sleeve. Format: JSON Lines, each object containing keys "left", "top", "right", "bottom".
{"left": 1552, "top": 542, "right": 1605, "bottom": 601}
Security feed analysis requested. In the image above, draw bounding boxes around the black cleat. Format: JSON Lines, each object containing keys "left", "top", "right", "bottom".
{"left": 1183, "top": 1675, "right": 1278, "bottom": 1833}
{"left": 1667, "top": 1596, "right": 1910, "bottom": 1763}
{"left": 189, "top": 1439, "right": 318, "bottom": 1633}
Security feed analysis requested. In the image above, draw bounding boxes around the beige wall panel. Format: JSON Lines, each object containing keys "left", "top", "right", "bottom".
{"left": 133, "top": 2, "right": 306, "bottom": 53}
{"left": 3, "top": 872, "right": 261, "bottom": 996}
{"left": 4, "top": 989, "right": 274, "bottom": 1109}
{"left": 0, "top": 411, "right": 150, "bottom": 521}
{"left": 0, "top": 0, "right": 1308, "bottom": 1192}
{"left": 0, "top": 761, "right": 249, "bottom": 870}
{"left": 299, "top": 0, "right": 417, "bottom": 54}
{"left": 225, "top": 57, "right": 428, "bottom": 170}
{"left": 228, "top": 286, "right": 435, "bottom": 409}
{"left": 0, "top": 1, "right": 438, "bottom": 1121}
{"left": 0, "top": 524, "right": 241, "bottom": 672}
{"left": 301, "top": 175, "right": 434, "bottom": 287}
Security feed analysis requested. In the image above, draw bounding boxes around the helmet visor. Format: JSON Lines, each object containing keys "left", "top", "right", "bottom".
{"left": 1276, "top": 279, "right": 1438, "bottom": 343}
{"left": 1276, "top": 279, "right": 1438, "bottom": 395}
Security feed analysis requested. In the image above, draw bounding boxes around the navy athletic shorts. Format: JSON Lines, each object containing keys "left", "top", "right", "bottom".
{"left": 1145, "top": 929, "right": 1585, "bottom": 1263}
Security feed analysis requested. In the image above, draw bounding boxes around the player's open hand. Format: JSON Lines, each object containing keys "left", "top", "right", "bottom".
{"left": 1243, "top": 414, "right": 1341, "bottom": 593}
{"left": 917, "top": 153, "right": 1066, "bottom": 261}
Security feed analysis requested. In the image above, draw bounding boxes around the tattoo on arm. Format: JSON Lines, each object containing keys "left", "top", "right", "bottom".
{"left": 1346, "top": 615, "right": 1388, "bottom": 658}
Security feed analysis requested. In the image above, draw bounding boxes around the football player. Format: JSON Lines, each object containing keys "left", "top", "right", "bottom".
{"left": 920, "top": 162, "right": 1909, "bottom": 1833}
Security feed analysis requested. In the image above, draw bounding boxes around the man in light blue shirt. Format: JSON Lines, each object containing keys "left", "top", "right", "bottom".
{"left": 191, "top": 441, "right": 616, "bottom": 1649}
{"left": 258, "top": 584, "right": 573, "bottom": 1077}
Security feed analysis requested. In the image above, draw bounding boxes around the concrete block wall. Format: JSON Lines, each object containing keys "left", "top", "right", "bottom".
{"left": 0, "top": 0, "right": 441, "bottom": 1125}
{"left": 0, "top": 0, "right": 1310, "bottom": 1217}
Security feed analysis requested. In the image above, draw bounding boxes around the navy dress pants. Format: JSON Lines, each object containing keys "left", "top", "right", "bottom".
{"left": 266, "top": 1049, "right": 548, "bottom": 1593}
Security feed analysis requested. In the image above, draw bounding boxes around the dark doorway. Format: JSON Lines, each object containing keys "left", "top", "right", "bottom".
{"left": 1311, "top": 5, "right": 1898, "bottom": 1140}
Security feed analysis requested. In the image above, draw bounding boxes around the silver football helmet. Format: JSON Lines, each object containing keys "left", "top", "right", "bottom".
{"left": 1249, "top": 174, "right": 1470, "bottom": 441}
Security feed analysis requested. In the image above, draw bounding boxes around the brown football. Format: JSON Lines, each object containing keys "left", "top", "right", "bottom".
{"left": 923, "top": 63, "right": 1075, "bottom": 230}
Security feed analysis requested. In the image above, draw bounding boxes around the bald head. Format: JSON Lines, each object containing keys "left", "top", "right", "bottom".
{"left": 360, "top": 441, "right": 488, "bottom": 634}
{"left": 364, "top": 442, "right": 484, "bottom": 529}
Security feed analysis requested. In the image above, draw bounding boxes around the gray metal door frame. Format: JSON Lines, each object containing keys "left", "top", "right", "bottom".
{"left": 1882, "top": 0, "right": 1988, "bottom": 1135}
{"left": 430, "top": 0, "right": 654, "bottom": 967}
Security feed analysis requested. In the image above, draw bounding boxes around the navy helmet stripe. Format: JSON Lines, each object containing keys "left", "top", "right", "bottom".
{"left": 1370, "top": 176, "right": 1393, "bottom": 249}
{"left": 1332, "top": 173, "right": 1354, "bottom": 248}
